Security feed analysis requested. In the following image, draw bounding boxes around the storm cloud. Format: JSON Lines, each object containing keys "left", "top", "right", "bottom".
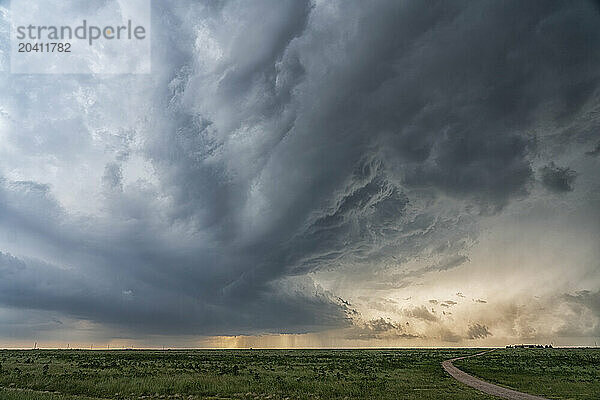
{"left": 0, "top": 0, "right": 599, "bottom": 344}
{"left": 467, "top": 323, "right": 492, "bottom": 340}
{"left": 539, "top": 162, "right": 578, "bottom": 192}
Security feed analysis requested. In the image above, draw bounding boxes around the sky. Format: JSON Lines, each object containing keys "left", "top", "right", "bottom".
{"left": 0, "top": 0, "right": 599, "bottom": 348}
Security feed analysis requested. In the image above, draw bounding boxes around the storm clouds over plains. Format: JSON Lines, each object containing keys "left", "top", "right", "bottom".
{"left": 0, "top": 0, "right": 599, "bottom": 346}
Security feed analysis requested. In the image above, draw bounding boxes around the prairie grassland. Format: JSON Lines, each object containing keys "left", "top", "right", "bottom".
{"left": 0, "top": 349, "right": 493, "bottom": 400}
{"left": 2, "top": 348, "right": 596, "bottom": 400}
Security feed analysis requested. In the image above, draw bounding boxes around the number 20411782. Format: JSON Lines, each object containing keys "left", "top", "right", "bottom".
{"left": 18, "top": 42, "right": 71, "bottom": 52}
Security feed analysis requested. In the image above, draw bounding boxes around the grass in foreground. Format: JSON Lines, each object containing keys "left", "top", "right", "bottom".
{"left": 0, "top": 388, "right": 102, "bottom": 400}
{"left": 0, "top": 349, "right": 494, "bottom": 400}
{"left": 454, "top": 348, "right": 600, "bottom": 400}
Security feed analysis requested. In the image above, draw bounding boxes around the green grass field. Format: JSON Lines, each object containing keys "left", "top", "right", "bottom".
{"left": 0, "top": 348, "right": 596, "bottom": 400}
{"left": 454, "top": 348, "right": 600, "bottom": 400}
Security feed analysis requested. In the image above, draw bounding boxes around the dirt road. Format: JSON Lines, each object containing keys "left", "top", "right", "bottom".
{"left": 442, "top": 351, "right": 550, "bottom": 400}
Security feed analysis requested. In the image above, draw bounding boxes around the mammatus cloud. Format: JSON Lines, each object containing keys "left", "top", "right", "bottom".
{"left": 0, "top": 0, "right": 599, "bottom": 345}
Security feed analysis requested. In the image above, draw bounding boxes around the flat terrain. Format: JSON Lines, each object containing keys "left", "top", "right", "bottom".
{"left": 1, "top": 349, "right": 493, "bottom": 400}
{"left": 454, "top": 348, "right": 600, "bottom": 400}
{"left": 0, "top": 348, "right": 595, "bottom": 400}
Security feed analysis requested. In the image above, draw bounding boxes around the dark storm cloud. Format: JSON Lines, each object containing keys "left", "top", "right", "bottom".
{"left": 1, "top": 0, "right": 600, "bottom": 338}
{"left": 344, "top": 317, "right": 420, "bottom": 340}
{"left": 0, "top": 176, "right": 349, "bottom": 335}
{"left": 0, "top": 249, "right": 349, "bottom": 335}
{"left": 405, "top": 306, "right": 438, "bottom": 322}
{"left": 539, "top": 162, "right": 578, "bottom": 192}
{"left": 467, "top": 323, "right": 492, "bottom": 340}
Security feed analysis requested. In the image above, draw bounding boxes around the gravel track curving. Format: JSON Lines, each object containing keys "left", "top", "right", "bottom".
{"left": 442, "top": 350, "right": 550, "bottom": 400}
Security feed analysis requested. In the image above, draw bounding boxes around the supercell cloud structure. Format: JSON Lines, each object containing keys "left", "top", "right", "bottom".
{"left": 0, "top": 0, "right": 599, "bottom": 346}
